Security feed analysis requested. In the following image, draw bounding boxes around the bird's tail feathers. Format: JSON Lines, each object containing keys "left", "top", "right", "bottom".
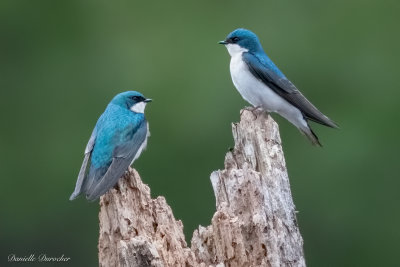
{"left": 69, "top": 153, "right": 91, "bottom": 200}
{"left": 84, "top": 159, "right": 127, "bottom": 201}
{"left": 299, "top": 124, "right": 322, "bottom": 147}
{"left": 82, "top": 166, "right": 107, "bottom": 202}
{"left": 69, "top": 191, "right": 80, "bottom": 201}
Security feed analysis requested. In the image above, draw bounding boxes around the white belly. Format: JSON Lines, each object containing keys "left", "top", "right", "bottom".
{"left": 230, "top": 54, "right": 289, "bottom": 113}
{"left": 226, "top": 45, "right": 307, "bottom": 129}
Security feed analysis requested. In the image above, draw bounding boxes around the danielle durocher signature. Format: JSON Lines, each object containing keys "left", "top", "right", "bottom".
{"left": 8, "top": 254, "right": 70, "bottom": 262}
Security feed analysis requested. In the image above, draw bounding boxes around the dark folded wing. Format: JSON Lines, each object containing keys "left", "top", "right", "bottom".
{"left": 242, "top": 52, "right": 338, "bottom": 128}
{"left": 85, "top": 121, "right": 148, "bottom": 201}
{"left": 69, "top": 128, "right": 97, "bottom": 200}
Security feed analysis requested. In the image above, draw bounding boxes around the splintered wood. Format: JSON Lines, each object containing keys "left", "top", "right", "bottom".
{"left": 98, "top": 108, "right": 306, "bottom": 267}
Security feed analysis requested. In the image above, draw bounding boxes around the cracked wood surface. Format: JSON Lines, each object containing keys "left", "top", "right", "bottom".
{"left": 98, "top": 108, "right": 306, "bottom": 267}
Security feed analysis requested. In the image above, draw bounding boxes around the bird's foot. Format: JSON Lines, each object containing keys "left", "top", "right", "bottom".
{"left": 250, "top": 106, "right": 264, "bottom": 118}
{"left": 251, "top": 106, "right": 263, "bottom": 112}
{"left": 241, "top": 106, "right": 261, "bottom": 116}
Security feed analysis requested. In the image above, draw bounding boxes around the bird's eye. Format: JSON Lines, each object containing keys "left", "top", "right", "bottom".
{"left": 131, "top": 96, "right": 140, "bottom": 101}
{"left": 232, "top": 37, "right": 239, "bottom": 42}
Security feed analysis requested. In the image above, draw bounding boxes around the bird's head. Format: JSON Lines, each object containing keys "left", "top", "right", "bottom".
{"left": 111, "top": 91, "right": 152, "bottom": 114}
{"left": 219, "top": 28, "right": 263, "bottom": 56}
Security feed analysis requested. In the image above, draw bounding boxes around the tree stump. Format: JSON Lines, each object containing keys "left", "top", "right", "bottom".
{"left": 98, "top": 108, "right": 306, "bottom": 267}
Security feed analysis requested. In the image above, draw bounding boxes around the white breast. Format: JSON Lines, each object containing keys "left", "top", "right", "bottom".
{"left": 228, "top": 45, "right": 288, "bottom": 113}
{"left": 226, "top": 44, "right": 308, "bottom": 129}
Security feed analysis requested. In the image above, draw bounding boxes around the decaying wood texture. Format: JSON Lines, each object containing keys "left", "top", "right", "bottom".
{"left": 98, "top": 108, "right": 306, "bottom": 267}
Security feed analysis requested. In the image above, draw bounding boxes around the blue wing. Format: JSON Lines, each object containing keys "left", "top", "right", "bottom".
{"left": 83, "top": 120, "right": 148, "bottom": 201}
{"left": 242, "top": 52, "right": 338, "bottom": 128}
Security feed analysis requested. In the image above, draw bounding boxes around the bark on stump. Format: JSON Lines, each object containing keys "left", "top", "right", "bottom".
{"left": 98, "top": 108, "right": 306, "bottom": 267}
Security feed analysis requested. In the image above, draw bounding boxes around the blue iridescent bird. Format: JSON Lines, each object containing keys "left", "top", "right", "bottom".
{"left": 70, "top": 91, "right": 152, "bottom": 201}
{"left": 219, "top": 28, "right": 337, "bottom": 146}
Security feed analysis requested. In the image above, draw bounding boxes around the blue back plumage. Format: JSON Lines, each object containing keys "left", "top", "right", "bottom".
{"left": 90, "top": 104, "right": 145, "bottom": 169}
{"left": 226, "top": 28, "right": 285, "bottom": 78}
{"left": 69, "top": 90, "right": 151, "bottom": 201}
{"left": 89, "top": 91, "right": 147, "bottom": 169}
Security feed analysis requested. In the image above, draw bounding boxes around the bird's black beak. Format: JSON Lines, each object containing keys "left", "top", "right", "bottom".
{"left": 218, "top": 40, "right": 228, "bottom": 45}
{"left": 144, "top": 98, "right": 152, "bottom": 103}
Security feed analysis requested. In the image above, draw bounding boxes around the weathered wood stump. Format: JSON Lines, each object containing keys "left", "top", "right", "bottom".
{"left": 98, "top": 108, "right": 306, "bottom": 267}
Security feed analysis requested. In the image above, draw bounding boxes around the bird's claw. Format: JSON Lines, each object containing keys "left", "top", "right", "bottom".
{"left": 250, "top": 106, "right": 263, "bottom": 118}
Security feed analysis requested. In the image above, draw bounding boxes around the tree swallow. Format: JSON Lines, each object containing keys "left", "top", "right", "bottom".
{"left": 219, "top": 28, "right": 338, "bottom": 146}
{"left": 69, "top": 91, "right": 152, "bottom": 201}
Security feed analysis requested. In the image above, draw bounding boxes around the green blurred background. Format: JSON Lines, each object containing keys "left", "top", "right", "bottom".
{"left": 1, "top": 0, "right": 399, "bottom": 266}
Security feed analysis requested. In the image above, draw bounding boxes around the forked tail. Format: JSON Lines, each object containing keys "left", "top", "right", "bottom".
{"left": 299, "top": 124, "right": 322, "bottom": 147}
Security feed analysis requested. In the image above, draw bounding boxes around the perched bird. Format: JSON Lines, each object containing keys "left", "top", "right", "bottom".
{"left": 219, "top": 28, "right": 337, "bottom": 146}
{"left": 69, "top": 91, "right": 152, "bottom": 201}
